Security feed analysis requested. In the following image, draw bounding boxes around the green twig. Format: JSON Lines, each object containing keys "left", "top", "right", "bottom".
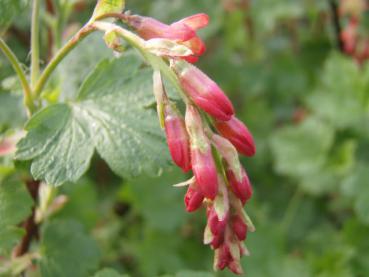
{"left": 92, "top": 21, "right": 191, "bottom": 104}
{"left": 0, "top": 38, "right": 35, "bottom": 115}
{"left": 31, "top": 0, "right": 41, "bottom": 88}
{"left": 33, "top": 24, "right": 96, "bottom": 97}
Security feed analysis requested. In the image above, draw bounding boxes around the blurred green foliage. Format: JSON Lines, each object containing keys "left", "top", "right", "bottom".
{"left": 1, "top": 0, "right": 369, "bottom": 276}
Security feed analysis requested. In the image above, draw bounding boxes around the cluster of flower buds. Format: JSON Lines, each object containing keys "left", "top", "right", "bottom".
{"left": 340, "top": 0, "right": 369, "bottom": 63}
{"left": 146, "top": 13, "right": 256, "bottom": 274}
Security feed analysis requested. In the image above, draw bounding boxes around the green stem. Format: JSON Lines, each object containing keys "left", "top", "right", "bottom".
{"left": 31, "top": 0, "right": 41, "bottom": 88}
{"left": 92, "top": 21, "right": 191, "bottom": 104}
{"left": 33, "top": 24, "right": 95, "bottom": 97}
{"left": 0, "top": 38, "right": 35, "bottom": 115}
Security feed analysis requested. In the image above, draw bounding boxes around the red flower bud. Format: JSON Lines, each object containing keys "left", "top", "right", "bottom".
{"left": 211, "top": 233, "right": 224, "bottom": 249}
{"left": 185, "top": 106, "right": 218, "bottom": 199}
{"left": 226, "top": 167, "right": 252, "bottom": 204}
{"left": 215, "top": 244, "right": 232, "bottom": 270}
{"left": 232, "top": 215, "right": 248, "bottom": 241}
{"left": 207, "top": 206, "right": 227, "bottom": 236}
{"left": 191, "top": 148, "right": 218, "bottom": 199}
{"left": 184, "top": 183, "right": 204, "bottom": 212}
{"left": 215, "top": 116, "right": 255, "bottom": 156}
{"left": 174, "top": 61, "right": 234, "bottom": 121}
{"left": 164, "top": 104, "right": 191, "bottom": 172}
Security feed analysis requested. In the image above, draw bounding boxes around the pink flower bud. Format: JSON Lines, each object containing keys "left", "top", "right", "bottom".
{"left": 127, "top": 15, "right": 196, "bottom": 41}
{"left": 215, "top": 116, "right": 256, "bottom": 156}
{"left": 174, "top": 61, "right": 234, "bottom": 121}
{"left": 173, "top": 13, "right": 209, "bottom": 31}
{"left": 211, "top": 233, "right": 224, "bottom": 249}
{"left": 226, "top": 167, "right": 252, "bottom": 204}
{"left": 207, "top": 206, "right": 227, "bottom": 236}
{"left": 185, "top": 106, "right": 218, "bottom": 199}
{"left": 191, "top": 148, "right": 218, "bottom": 199}
{"left": 182, "top": 36, "right": 206, "bottom": 63}
{"left": 184, "top": 183, "right": 204, "bottom": 212}
{"left": 232, "top": 215, "right": 248, "bottom": 241}
{"left": 164, "top": 104, "right": 191, "bottom": 172}
{"left": 215, "top": 244, "right": 232, "bottom": 270}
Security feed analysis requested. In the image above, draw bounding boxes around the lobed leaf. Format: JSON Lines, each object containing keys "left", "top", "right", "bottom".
{"left": 16, "top": 54, "right": 170, "bottom": 186}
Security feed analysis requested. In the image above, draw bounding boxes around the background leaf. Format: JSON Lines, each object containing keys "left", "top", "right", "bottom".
{"left": 39, "top": 219, "right": 100, "bottom": 277}
{"left": 0, "top": 177, "right": 33, "bottom": 254}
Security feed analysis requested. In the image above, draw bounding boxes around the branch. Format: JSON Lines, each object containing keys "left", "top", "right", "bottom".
{"left": 12, "top": 180, "right": 40, "bottom": 258}
{"left": 31, "top": 0, "right": 41, "bottom": 88}
{"left": 329, "top": 0, "right": 344, "bottom": 52}
{"left": 0, "top": 38, "right": 35, "bottom": 115}
{"left": 33, "top": 24, "right": 96, "bottom": 97}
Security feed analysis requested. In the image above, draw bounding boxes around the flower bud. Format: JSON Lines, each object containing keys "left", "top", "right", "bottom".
{"left": 215, "top": 244, "right": 231, "bottom": 270}
{"left": 127, "top": 15, "right": 196, "bottom": 41}
{"left": 164, "top": 103, "right": 191, "bottom": 172}
{"left": 226, "top": 167, "right": 252, "bottom": 204}
{"left": 173, "top": 13, "right": 209, "bottom": 31}
{"left": 232, "top": 215, "right": 248, "bottom": 241}
{"left": 207, "top": 206, "right": 227, "bottom": 236}
{"left": 184, "top": 182, "right": 204, "bottom": 212}
{"left": 185, "top": 105, "right": 218, "bottom": 199}
{"left": 174, "top": 61, "right": 234, "bottom": 121}
{"left": 214, "top": 116, "right": 256, "bottom": 156}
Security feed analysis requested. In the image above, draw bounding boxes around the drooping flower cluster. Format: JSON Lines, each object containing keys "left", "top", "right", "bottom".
{"left": 340, "top": 0, "right": 369, "bottom": 63}
{"left": 135, "top": 13, "right": 256, "bottom": 274}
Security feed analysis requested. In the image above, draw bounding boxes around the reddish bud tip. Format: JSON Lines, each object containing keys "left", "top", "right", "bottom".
{"left": 232, "top": 215, "right": 248, "bottom": 241}
{"left": 174, "top": 13, "right": 209, "bottom": 31}
{"left": 215, "top": 116, "right": 256, "bottom": 156}
{"left": 226, "top": 167, "right": 253, "bottom": 204}
{"left": 184, "top": 184, "right": 204, "bottom": 212}
{"left": 164, "top": 104, "right": 191, "bottom": 172}
{"left": 174, "top": 61, "right": 234, "bottom": 121}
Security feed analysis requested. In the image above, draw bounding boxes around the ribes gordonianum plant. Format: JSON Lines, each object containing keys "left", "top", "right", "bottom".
{"left": 0, "top": 0, "right": 256, "bottom": 275}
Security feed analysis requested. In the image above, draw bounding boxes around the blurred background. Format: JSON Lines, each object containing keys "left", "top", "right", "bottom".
{"left": 1, "top": 0, "right": 369, "bottom": 276}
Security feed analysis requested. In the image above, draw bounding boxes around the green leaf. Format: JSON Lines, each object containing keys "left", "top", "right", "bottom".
{"left": 39, "top": 219, "right": 100, "bottom": 277}
{"left": 0, "top": 93, "right": 27, "bottom": 129}
{"left": 16, "top": 54, "right": 170, "bottom": 186}
{"left": 93, "top": 268, "right": 127, "bottom": 277}
{"left": 0, "top": 0, "right": 29, "bottom": 28}
{"left": 92, "top": 0, "right": 125, "bottom": 20}
{"left": 341, "top": 164, "right": 369, "bottom": 224}
{"left": 270, "top": 117, "right": 334, "bottom": 179}
{"left": 174, "top": 271, "right": 214, "bottom": 277}
{"left": 120, "top": 169, "right": 188, "bottom": 231}
{"left": 57, "top": 33, "right": 113, "bottom": 101}
{"left": 306, "top": 53, "right": 369, "bottom": 130}
{"left": 0, "top": 177, "right": 33, "bottom": 254}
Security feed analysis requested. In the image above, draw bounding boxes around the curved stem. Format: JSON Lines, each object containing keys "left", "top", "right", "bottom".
{"left": 33, "top": 24, "right": 96, "bottom": 97}
{"left": 92, "top": 21, "right": 191, "bottom": 104}
{"left": 0, "top": 38, "right": 35, "bottom": 115}
{"left": 31, "top": 0, "right": 41, "bottom": 88}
